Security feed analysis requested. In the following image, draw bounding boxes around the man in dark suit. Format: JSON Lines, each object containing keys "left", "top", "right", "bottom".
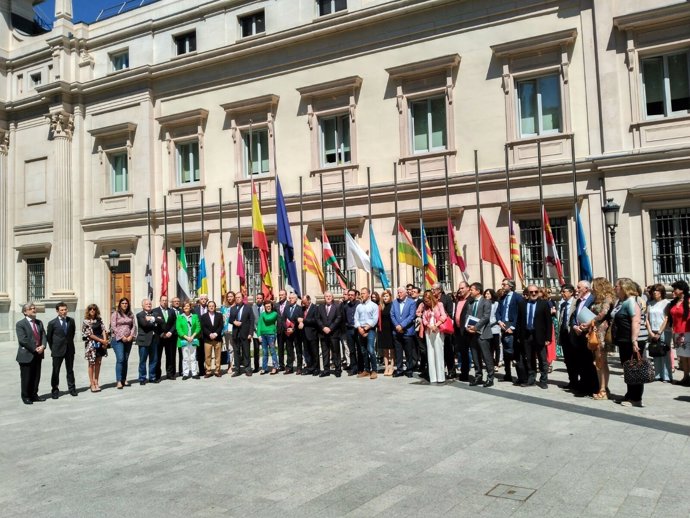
{"left": 317, "top": 291, "right": 342, "bottom": 377}
{"left": 432, "top": 283, "right": 455, "bottom": 379}
{"left": 153, "top": 295, "right": 177, "bottom": 381}
{"left": 571, "top": 280, "right": 597, "bottom": 395}
{"left": 136, "top": 298, "right": 159, "bottom": 385}
{"left": 16, "top": 302, "right": 47, "bottom": 404}
{"left": 193, "top": 294, "right": 209, "bottom": 376}
{"left": 454, "top": 282, "right": 472, "bottom": 381}
{"left": 391, "top": 286, "right": 417, "bottom": 378}
{"left": 282, "top": 292, "right": 304, "bottom": 374}
{"left": 518, "top": 285, "right": 553, "bottom": 388}
{"left": 556, "top": 284, "right": 578, "bottom": 389}
{"left": 465, "top": 283, "right": 495, "bottom": 387}
{"left": 342, "top": 289, "right": 360, "bottom": 375}
{"left": 46, "top": 301, "right": 77, "bottom": 398}
{"left": 300, "top": 294, "right": 320, "bottom": 375}
{"left": 200, "top": 300, "right": 224, "bottom": 377}
{"left": 275, "top": 290, "right": 288, "bottom": 371}
{"left": 229, "top": 292, "right": 254, "bottom": 376}
{"left": 497, "top": 278, "right": 523, "bottom": 383}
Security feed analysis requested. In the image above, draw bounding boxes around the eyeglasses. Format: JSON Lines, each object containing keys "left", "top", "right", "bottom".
{"left": 528, "top": 290, "right": 538, "bottom": 294}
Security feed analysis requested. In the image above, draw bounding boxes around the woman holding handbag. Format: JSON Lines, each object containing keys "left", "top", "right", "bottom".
{"left": 669, "top": 280, "right": 690, "bottom": 385}
{"left": 417, "top": 289, "right": 449, "bottom": 384}
{"left": 646, "top": 284, "right": 671, "bottom": 383}
{"left": 589, "top": 277, "right": 615, "bottom": 400}
{"left": 612, "top": 278, "right": 644, "bottom": 407}
{"left": 82, "top": 304, "right": 109, "bottom": 393}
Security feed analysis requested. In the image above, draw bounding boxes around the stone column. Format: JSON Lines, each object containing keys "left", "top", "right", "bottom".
{"left": 0, "top": 129, "right": 9, "bottom": 300}
{"left": 50, "top": 112, "right": 76, "bottom": 298}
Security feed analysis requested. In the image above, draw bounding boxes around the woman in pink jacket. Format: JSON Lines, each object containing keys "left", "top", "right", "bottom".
{"left": 417, "top": 289, "right": 449, "bottom": 384}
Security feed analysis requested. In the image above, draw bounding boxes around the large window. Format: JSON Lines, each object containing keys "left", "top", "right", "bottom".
{"left": 641, "top": 51, "right": 690, "bottom": 119}
{"left": 176, "top": 246, "right": 200, "bottom": 299}
{"left": 243, "top": 129, "right": 269, "bottom": 176}
{"left": 174, "top": 31, "right": 196, "bottom": 55}
{"left": 177, "top": 141, "right": 200, "bottom": 185}
{"left": 651, "top": 208, "right": 690, "bottom": 284}
{"left": 516, "top": 74, "right": 562, "bottom": 137}
{"left": 317, "top": 0, "right": 346, "bottom": 16}
{"left": 239, "top": 11, "right": 265, "bottom": 38}
{"left": 110, "top": 50, "right": 129, "bottom": 71}
{"left": 109, "top": 152, "right": 128, "bottom": 193}
{"left": 519, "top": 217, "right": 569, "bottom": 288}
{"left": 410, "top": 97, "right": 447, "bottom": 153}
{"left": 410, "top": 227, "right": 450, "bottom": 291}
{"left": 27, "top": 258, "right": 45, "bottom": 301}
{"left": 320, "top": 114, "right": 351, "bottom": 166}
{"left": 324, "top": 234, "right": 355, "bottom": 292}
{"left": 242, "top": 242, "right": 271, "bottom": 297}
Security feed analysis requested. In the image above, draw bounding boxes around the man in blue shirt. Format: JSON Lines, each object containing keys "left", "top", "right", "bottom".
{"left": 354, "top": 287, "right": 379, "bottom": 379}
{"left": 497, "top": 278, "right": 523, "bottom": 382}
{"left": 391, "top": 286, "right": 417, "bottom": 378}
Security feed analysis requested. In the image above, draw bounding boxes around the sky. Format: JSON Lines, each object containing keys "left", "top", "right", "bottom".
{"left": 37, "top": 0, "right": 148, "bottom": 24}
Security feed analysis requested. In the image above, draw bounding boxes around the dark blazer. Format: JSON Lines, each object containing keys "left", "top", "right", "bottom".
{"left": 152, "top": 306, "right": 177, "bottom": 338}
{"left": 317, "top": 302, "right": 342, "bottom": 337}
{"left": 301, "top": 304, "right": 319, "bottom": 341}
{"left": 498, "top": 291, "right": 523, "bottom": 330}
{"left": 281, "top": 302, "right": 303, "bottom": 334}
{"left": 465, "top": 297, "right": 493, "bottom": 340}
{"left": 135, "top": 311, "right": 159, "bottom": 347}
{"left": 16, "top": 317, "right": 47, "bottom": 364}
{"left": 519, "top": 299, "right": 553, "bottom": 346}
{"left": 229, "top": 303, "right": 254, "bottom": 341}
{"left": 46, "top": 316, "right": 76, "bottom": 358}
{"left": 200, "top": 311, "right": 224, "bottom": 341}
{"left": 570, "top": 293, "right": 595, "bottom": 328}
{"left": 275, "top": 298, "right": 289, "bottom": 333}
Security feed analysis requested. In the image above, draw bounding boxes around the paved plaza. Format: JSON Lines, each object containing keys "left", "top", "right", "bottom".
{"left": 1, "top": 343, "right": 690, "bottom": 518}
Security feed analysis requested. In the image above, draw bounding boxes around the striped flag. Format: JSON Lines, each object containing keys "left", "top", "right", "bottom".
{"left": 251, "top": 184, "right": 272, "bottom": 298}
{"left": 323, "top": 229, "right": 347, "bottom": 290}
{"left": 160, "top": 247, "right": 169, "bottom": 297}
{"left": 509, "top": 217, "right": 524, "bottom": 282}
{"left": 176, "top": 244, "right": 191, "bottom": 301}
{"left": 543, "top": 207, "right": 565, "bottom": 286}
{"left": 303, "top": 236, "right": 326, "bottom": 291}
{"left": 447, "top": 218, "right": 468, "bottom": 281}
{"left": 397, "top": 222, "right": 422, "bottom": 268}
{"left": 196, "top": 244, "right": 208, "bottom": 295}
{"left": 236, "top": 243, "right": 246, "bottom": 294}
{"left": 219, "top": 246, "right": 227, "bottom": 301}
{"left": 421, "top": 226, "right": 437, "bottom": 288}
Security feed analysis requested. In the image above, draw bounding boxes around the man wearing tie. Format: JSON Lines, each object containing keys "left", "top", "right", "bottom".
{"left": 556, "top": 284, "right": 578, "bottom": 390}
{"left": 519, "top": 285, "right": 553, "bottom": 388}
{"left": 571, "top": 280, "right": 597, "bottom": 395}
{"left": 153, "top": 295, "right": 177, "bottom": 381}
{"left": 466, "top": 283, "right": 495, "bottom": 387}
{"left": 317, "top": 291, "right": 342, "bottom": 377}
{"left": 454, "top": 282, "right": 472, "bottom": 382}
{"left": 391, "top": 286, "right": 417, "bottom": 378}
{"left": 300, "top": 295, "right": 320, "bottom": 375}
{"left": 275, "top": 290, "right": 288, "bottom": 371}
{"left": 46, "top": 302, "right": 77, "bottom": 398}
{"left": 497, "top": 279, "right": 523, "bottom": 383}
{"left": 230, "top": 292, "right": 255, "bottom": 377}
{"left": 194, "top": 294, "right": 209, "bottom": 376}
{"left": 136, "top": 298, "right": 159, "bottom": 385}
{"left": 16, "top": 302, "right": 46, "bottom": 404}
{"left": 282, "top": 292, "right": 304, "bottom": 374}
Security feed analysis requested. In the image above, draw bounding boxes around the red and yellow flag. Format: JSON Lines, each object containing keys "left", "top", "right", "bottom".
{"left": 303, "top": 236, "right": 326, "bottom": 291}
{"left": 509, "top": 218, "right": 524, "bottom": 283}
{"left": 252, "top": 184, "right": 269, "bottom": 252}
{"left": 421, "top": 227, "right": 437, "bottom": 289}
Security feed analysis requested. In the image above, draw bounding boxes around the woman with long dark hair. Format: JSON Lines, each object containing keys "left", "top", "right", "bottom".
{"left": 379, "top": 289, "right": 395, "bottom": 376}
{"left": 669, "top": 280, "right": 690, "bottom": 385}
{"left": 611, "top": 278, "right": 643, "bottom": 407}
{"left": 110, "top": 297, "right": 136, "bottom": 389}
{"left": 82, "top": 304, "right": 109, "bottom": 392}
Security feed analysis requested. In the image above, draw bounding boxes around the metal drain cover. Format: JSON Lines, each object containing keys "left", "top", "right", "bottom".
{"left": 486, "top": 484, "right": 536, "bottom": 501}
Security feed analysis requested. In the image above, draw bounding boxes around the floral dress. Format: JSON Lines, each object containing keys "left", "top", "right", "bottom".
{"left": 591, "top": 296, "right": 613, "bottom": 353}
{"left": 82, "top": 317, "right": 107, "bottom": 364}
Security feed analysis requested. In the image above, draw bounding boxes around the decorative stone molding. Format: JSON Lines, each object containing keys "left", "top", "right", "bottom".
{"left": 48, "top": 112, "right": 74, "bottom": 140}
{"left": 89, "top": 122, "right": 137, "bottom": 161}
{"left": 221, "top": 94, "right": 279, "bottom": 143}
{"left": 0, "top": 129, "right": 8, "bottom": 156}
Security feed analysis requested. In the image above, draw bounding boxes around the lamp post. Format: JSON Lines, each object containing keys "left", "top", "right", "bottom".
{"left": 602, "top": 198, "right": 620, "bottom": 281}
{"left": 108, "top": 249, "right": 120, "bottom": 313}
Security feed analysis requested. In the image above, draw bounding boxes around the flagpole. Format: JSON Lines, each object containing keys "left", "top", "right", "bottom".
{"left": 416, "top": 159, "right": 424, "bottom": 288}
{"left": 570, "top": 135, "right": 580, "bottom": 281}
{"left": 147, "top": 197, "right": 152, "bottom": 299}
{"left": 236, "top": 184, "right": 241, "bottom": 294}
{"left": 474, "top": 150, "right": 484, "bottom": 285}
{"left": 537, "top": 139, "right": 547, "bottom": 289}
{"left": 180, "top": 194, "right": 186, "bottom": 299}
{"left": 443, "top": 154, "right": 454, "bottom": 291}
{"left": 219, "top": 187, "right": 224, "bottom": 299}
{"left": 299, "top": 175, "right": 305, "bottom": 292}
{"left": 249, "top": 119, "right": 254, "bottom": 249}
{"left": 319, "top": 173, "right": 325, "bottom": 279}
{"left": 200, "top": 190, "right": 205, "bottom": 297}
{"left": 341, "top": 167, "right": 349, "bottom": 286}
{"left": 367, "top": 167, "right": 374, "bottom": 290}
{"left": 505, "top": 144, "right": 515, "bottom": 280}
{"left": 393, "top": 162, "right": 400, "bottom": 289}
{"left": 163, "top": 195, "right": 168, "bottom": 297}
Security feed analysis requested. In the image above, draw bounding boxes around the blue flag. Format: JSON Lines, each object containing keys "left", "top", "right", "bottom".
{"left": 275, "top": 177, "right": 301, "bottom": 297}
{"left": 369, "top": 224, "right": 390, "bottom": 289}
{"left": 576, "top": 207, "right": 593, "bottom": 281}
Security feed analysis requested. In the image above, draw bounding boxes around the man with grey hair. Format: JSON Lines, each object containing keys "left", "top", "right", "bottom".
{"left": 572, "top": 280, "right": 597, "bottom": 395}
{"left": 136, "top": 298, "right": 159, "bottom": 385}
{"left": 194, "top": 293, "right": 209, "bottom": 376}
{"left": 497, "top": 278, "right": 523, "bottom": 383}
{"left": 16, "top": 302, "right": 47, "bottom": 404}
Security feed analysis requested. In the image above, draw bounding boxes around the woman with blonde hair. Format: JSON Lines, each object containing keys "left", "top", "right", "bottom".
{"left": 611, "top": 278, "right": 643, "bottom": 407}
{"left": 417, "top": 289, "right": 449, "bottom": 384}
{"left": 379, "top": 289, "right": 395, "bottom": 376}
{"left": 589, "top": 277, "right": 615, "bottom": 399}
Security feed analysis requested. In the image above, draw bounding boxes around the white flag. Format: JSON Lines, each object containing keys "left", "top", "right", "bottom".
{"left": 345, "top": 230, "right": 370, "bottom": 273}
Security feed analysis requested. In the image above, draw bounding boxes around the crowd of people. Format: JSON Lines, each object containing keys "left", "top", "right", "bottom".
{"left": 15, "top": 277, "right": 690, "bottom": 408}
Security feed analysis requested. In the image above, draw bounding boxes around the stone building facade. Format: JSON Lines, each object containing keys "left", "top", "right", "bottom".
{"left": 1, "top": 0, "right": 689, "bottom": 338}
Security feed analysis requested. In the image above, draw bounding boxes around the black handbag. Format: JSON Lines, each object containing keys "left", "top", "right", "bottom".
{"left": 623, "top": 351, "right": 655, "bottom": 384}
{"left": 647, "top": 337, "right": 669, "bottom": 357}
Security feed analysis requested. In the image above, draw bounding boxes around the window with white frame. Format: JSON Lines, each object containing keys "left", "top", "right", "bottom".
{"left": 519, "top": 217, "right": 570, "bottom": 288}
{"left": 320, "top": 114, "right": 351, "bottom": 166}
{"left": 410, "top": 97, "right": 447, "bottom": 154}
{"left": 174, "top": 31, "right": 197, "bottom": 56}
{"left": 27, "top": 258, "right": 45, "bottom": 301}
{"left": 516, "top": 74, "right": 562, "bottom": 137}
{"left": 641, "top": 51, "right": 690, "bottom": 119}
{"left": 176, "top": 141, "right": 200, "bottom": 185}
{"left": 109, "top": 152, "right": 128, "bottom": 193}
{"left": 110, "top": 50, "right": 129, "bottom": 71}
{"left": 176, "top": 246, "right": 200, "bottom": 299}
{"left": 243, "top": 129, "right": 269, "bottom": 176}
{"left": 239, "top": 10, "right": 265, "bottom": 38}
{"left": 317, "top": 0, "right": 346, "bottom": 16}
{"left": 651, "top": 208, "right": 690, "bottom": 283}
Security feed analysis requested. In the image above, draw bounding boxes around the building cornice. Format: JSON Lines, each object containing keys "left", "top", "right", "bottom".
{"left": 613, "top": 3, "right": 690, "bottom": 32}
{"left": 490, "top": 28, "right": 578, "bottom": 57}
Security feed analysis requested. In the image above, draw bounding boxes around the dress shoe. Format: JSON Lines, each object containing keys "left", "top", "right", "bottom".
{"left": 458, "top": 374, "right": 469, "bottom": 382}
{"left": 22, "top": 398, "right": 33, "bottom": 405}
{"left": 246, "top": 371, "right": 252, "bottom": 377}
{"left": 483, "top": 380, "right": 494, "bottom": 388}
{"left": 392, "top": 371, "right": 404, "bottom": 378}
{"left": 31, "top": 396, "right": 46, "bottom": 402}
{"left": 301, "top": 369, "right": 310, "bottom": 376}
{"left": 537, "top": 382, "right": 548, "bottom": 389}
{"left": 319, "top": 371, "right": 330, "bottom": 377}
{"left": 231, "top": 372, "right": 241, "bottom": 377}
{"left": 357, "top": 371, "right": 370, "bottom": 378}
{"left": 405, "top": 372, "right": 413, "bottom": 378}
{"left": 51, "top": 392, "right": 59, "bottom": 400}
{"left": 260, "top": 370, "right": 267, "bottom": 375}
{"left": 139, "top": 380, "right": 146, "bottom": 386}
{"left": 469, "top": 378, "right": 483, "bottom": 386}
{"left": 215, "top": 372, "right": 222, "bottom": 378}
{"left": 204, "top": 373, "right": 212, "bottom": 378}
{"left": 253, "top": 368, "right": 260, "bottom": 374}
{"left": 502, "top": 375, "right": 513, "bottom": 383}
{"left": 312, "top": 370, "right": 320, "bottom": 377}
{"left": 69, "top": 389, "right": 78, "bottom": 397}
{"left": 370, "top": 372, "right": 378, "bottom": 380}
{"left": 295, "top": 369, "right": 302, "bottom": 375}
{"left": 284, "top": 369, "right": 293, "bottom": 375}
{"left": 347, "top": 370, "right": 357, "bottom": 376}
{"left": 334, "top": 371, "right": 342, "bottom": 378}
{"left": 182, "top": 375, "right": 190, "bottom": 380}
{"left": 169, "top": 376, "right": 176, "bottom": 381}
{"left": 192, "top": 375, "right": 200, "bottom": 379}
{"left": 150, "top": 379, "right": 160, "bottom": 384}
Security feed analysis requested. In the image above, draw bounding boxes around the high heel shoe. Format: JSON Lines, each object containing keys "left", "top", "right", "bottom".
{"left": 592, "top": 390, "right": 608, "bottom": 400}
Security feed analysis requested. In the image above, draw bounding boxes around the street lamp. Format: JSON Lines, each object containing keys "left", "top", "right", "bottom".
{"left": 108, "top": 249, "right": 120, "bottom": 312}
{"left": 602, "top": 198, "right": 621, "bottom": 281}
